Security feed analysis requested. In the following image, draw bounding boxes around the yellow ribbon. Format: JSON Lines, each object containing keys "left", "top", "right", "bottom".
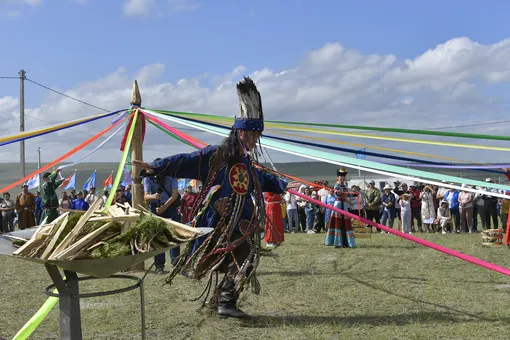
{"left": 273, "top": 130, "right": 481, "bottom": 164}
{"left": 186, "top": 115, "right": 510, "bottom": 152}
{"left": 0, "top": 112, "right": 116, "bottom": 144}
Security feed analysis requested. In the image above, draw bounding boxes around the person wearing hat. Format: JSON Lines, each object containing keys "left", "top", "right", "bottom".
{"left": 365, "top": 180, "right": 381, "bottom": 231}
{"left": 380, "top": 184, "right": 396, "bottom": 232}
{"left": 15, "top": 184, "right": 36, "bottom": 229}
{"left": 399, "top": 193, "right": 413, "bottom": 233}
{"left": 336, "top": 167, "right": 348, "bottom": 187}
{"left": 420, "top": 185, "right": 437, "bottom": 233}
{"left": 40, "top": 170, "right": 64, "bottom": 224}
{"left": 133, "top": 77, "right": 288, "bottom": 319}
{"left": 437, "top": 200, "right": 453, "bottom": 234}
{"left": 325, "top": 168, "right": 356, "bottom": 248}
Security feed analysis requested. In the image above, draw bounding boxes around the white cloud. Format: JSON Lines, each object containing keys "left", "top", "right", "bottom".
{"left": 122, "top": 0, "right": 199, "bottom": 17}
{"left": 0, "top": 0, "right": 82, "bottom": 18}
{"left": 123, "top": 0, "right": 154, "bottom": 17}
{"left": 6, "top": 9, "right": 20, "bottom": 17}
{"left": 2, "top": 37, "right": 510, "bottom": 168}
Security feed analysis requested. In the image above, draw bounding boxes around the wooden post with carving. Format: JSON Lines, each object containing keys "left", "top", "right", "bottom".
{"left": 128, "top": 80, "right": 145, "bottom": 271}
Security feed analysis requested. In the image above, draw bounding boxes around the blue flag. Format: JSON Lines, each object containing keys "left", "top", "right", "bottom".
{"left": 178, "top": 178, "right": 189, "bottom": 190}
{"left": 26, "top": 173, "right": 40, "bottom": 190}
{"left": 83, "top": 171, "right": 96, "bottom": 191}
{"left": 355, "top": 148, "right": 367, "bottom": 160}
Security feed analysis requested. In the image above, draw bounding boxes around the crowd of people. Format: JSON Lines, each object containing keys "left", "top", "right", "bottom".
{"left": 279, "top": 177, "right": 509, "bottom": 238}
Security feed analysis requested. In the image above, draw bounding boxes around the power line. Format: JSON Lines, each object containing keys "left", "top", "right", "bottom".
{"left": 25, "top": 77, "right": 110, "bottom": 112}
{"left": 0, "top": 76, "right": 19, "bottom": 79}
{"left": 20, "top": 76, "right": 510, "bottom": 133}
{"left": 424, "top": 119, "right": 510, "bottom": 131}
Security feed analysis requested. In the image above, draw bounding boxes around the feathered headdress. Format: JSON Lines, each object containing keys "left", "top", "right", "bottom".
{"left": 232, "top": 77, "right": 264, "bottom": 131}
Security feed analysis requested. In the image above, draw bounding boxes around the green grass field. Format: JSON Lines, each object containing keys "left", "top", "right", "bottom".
{"left": 1, "top": 232, "right": 510, "bottom": 339}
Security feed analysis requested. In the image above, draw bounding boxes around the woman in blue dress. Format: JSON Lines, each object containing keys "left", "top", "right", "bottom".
{"left": 134, "top": 77, "right": 288, "bottom": 319}
{"left": 324, "top": 188, "right": 336, "bottom": 226}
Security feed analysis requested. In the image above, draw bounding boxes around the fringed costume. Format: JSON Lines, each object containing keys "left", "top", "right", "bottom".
{"left": 142, "top": 77, "right": 288, "bottom": 319}
{"left": 325, "top": 167, "right": 356, "bottom": 248}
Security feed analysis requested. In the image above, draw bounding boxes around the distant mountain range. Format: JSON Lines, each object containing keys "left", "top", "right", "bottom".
{"left": 0, "top": 162, "right": 505, "bottom": 194}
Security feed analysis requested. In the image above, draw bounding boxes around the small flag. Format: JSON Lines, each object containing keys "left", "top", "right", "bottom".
{"left": 190, "top": 179, "right": 197, "bottom": 189}
{"left": 355, "top": 148, "right": 367, "bottom": 160}
{"left": 26, "top": 173, "right": 40, "bottom": 190}
{"left": 103, "top": 173, "right": 113, "bottom": 190}
{"left": 178, "top": 178, "right": 189, "bottom": 190}
{"left": 83, "top": 171, "right": 96, "bottom": 191}
{"left": 59, "top": 173, "right": 76, "bottom": 190}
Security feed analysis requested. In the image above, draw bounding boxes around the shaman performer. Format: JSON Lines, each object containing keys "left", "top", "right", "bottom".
{"left": 15, "top": 184, "right": 36, "bottom": 229}
{"left": 41, "top": 170, "right": 64, "bottom": 223}
{"left": 325, "top": 167, "right": 356, "bottom": 248}
{"left": 134, "top": 77, "right": 288, "bottom": 319}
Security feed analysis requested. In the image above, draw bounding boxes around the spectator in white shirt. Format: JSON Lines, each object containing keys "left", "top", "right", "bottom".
{"left": 284, "top": 191, "right": 299, "bottom": 233}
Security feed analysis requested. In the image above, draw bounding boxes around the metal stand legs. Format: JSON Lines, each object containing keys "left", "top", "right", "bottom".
{"left": 44, "top": 264, "right": 146, "bottom": 340}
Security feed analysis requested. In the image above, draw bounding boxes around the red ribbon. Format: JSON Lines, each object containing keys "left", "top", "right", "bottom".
{"left": 120, "top": 111, "right": 146, "bottom": 151}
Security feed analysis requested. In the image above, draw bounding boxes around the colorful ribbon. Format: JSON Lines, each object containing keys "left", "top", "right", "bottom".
{"left": 0, "top": 119, "right": 125, "bottom": 194}
{"left": 145, "top": 109, "right": 510, "bottom": 198}
{"left": 154, "top": 110, "right": 510, "bottom": 152}
{"left": 0, "top": 110, "right": 125, "bottom": 147}
{"left": 142, "top": 111, "right": 208, "bottom": 149}
{"left": 58, "top": 121, "right": 127, "bottom": 171}
{"left": 103, "top": 109, "right": 139, "bottom": 211}
{"left": 152, "top": 109, "right": 510, "bottom": 142}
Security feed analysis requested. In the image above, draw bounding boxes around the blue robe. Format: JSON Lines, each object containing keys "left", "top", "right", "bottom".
{"left": 150, "top": 145, "right": 288, "bottom": 282}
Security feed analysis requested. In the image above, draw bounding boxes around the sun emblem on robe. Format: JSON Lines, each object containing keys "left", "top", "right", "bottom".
{"left": 229, "top": 163, "right": 250, "bottom": 195}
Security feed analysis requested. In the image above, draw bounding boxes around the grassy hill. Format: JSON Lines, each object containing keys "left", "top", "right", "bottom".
{"left": 0, "top": 161, "right": 505, "bottom": 195}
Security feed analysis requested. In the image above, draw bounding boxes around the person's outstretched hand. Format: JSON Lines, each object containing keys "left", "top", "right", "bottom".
{"left": 132, "top": 160, "right": 154, "bottom": 175}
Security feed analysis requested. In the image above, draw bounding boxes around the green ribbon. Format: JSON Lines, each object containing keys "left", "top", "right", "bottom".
{"left": 146, "top": 110, "right": 510, "bottom": 193}
{"left": 103, "top": 109, "right": 139, "bottom": 211}
{"left": 150, "top": 108, "right": 510, "bottom": 142}
{"left": 147, "top": 119, "right": 196, "bottom": 149}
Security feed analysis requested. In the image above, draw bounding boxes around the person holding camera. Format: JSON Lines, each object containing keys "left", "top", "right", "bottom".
{"left": 143, "top": 170, "right": 180, "bottom": 275}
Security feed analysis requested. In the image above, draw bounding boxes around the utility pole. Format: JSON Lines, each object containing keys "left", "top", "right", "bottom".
{"left": 37, "top": 147, "right": 41, "bottom": 192}
{"left": 20, "top": 69, "right": 26, "bottom": 178}
{"left": 129, "top": 80, "right": 145, "bottom": 271}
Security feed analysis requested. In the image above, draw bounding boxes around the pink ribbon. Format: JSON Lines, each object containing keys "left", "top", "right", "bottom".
{"left": 288, "top": 189, "right": 510, "bottom": 277}
{"left": 141, "top": 111, "right": 206, "bottom": 149}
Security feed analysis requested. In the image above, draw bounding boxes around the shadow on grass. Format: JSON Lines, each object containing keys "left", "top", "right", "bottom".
{"left": 344, "top": 274, "right": 498, "bottom": 322}
{"left": 242, "top": 311, "right": 475, "bottom": 328}
{"left": 357, "top": 244, "right": 418, "bottom": 249}
{"left": 258, "top": 270, "right": 314, "bottom": 277}
{"left": 390, "top": 276, "right": 510, "bottom": 285}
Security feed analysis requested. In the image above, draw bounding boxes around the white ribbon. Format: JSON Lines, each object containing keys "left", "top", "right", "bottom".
{"left": 58, "top": 122, "right": 126, "bottom": 171}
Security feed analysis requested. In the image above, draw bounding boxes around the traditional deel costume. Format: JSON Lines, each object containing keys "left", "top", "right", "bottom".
{"left": 263, "top": 192, "right": 284, "bottom": 246}
{"left": 15, "top": 186, "right": 36, "bottom": 229}
{"left": 40, "top": 172, "right": 64, "bottom": 224}
{"left": 143, "top": 77, "right": 288, "bottom": 319}
{"left": 325, "top": 167, "right": 356, "bottom": 248}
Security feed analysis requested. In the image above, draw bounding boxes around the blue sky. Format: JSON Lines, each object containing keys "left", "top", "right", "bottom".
{"left": 2, "top": 0, "right": 510, "bottom": 165}
{"left": 2, "top": 0, "right": 510, "bottom": 108}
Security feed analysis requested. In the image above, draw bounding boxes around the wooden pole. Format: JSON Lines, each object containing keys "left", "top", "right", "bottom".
{"left": 128, "top": 80, "right": 145, "bottom": 271}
